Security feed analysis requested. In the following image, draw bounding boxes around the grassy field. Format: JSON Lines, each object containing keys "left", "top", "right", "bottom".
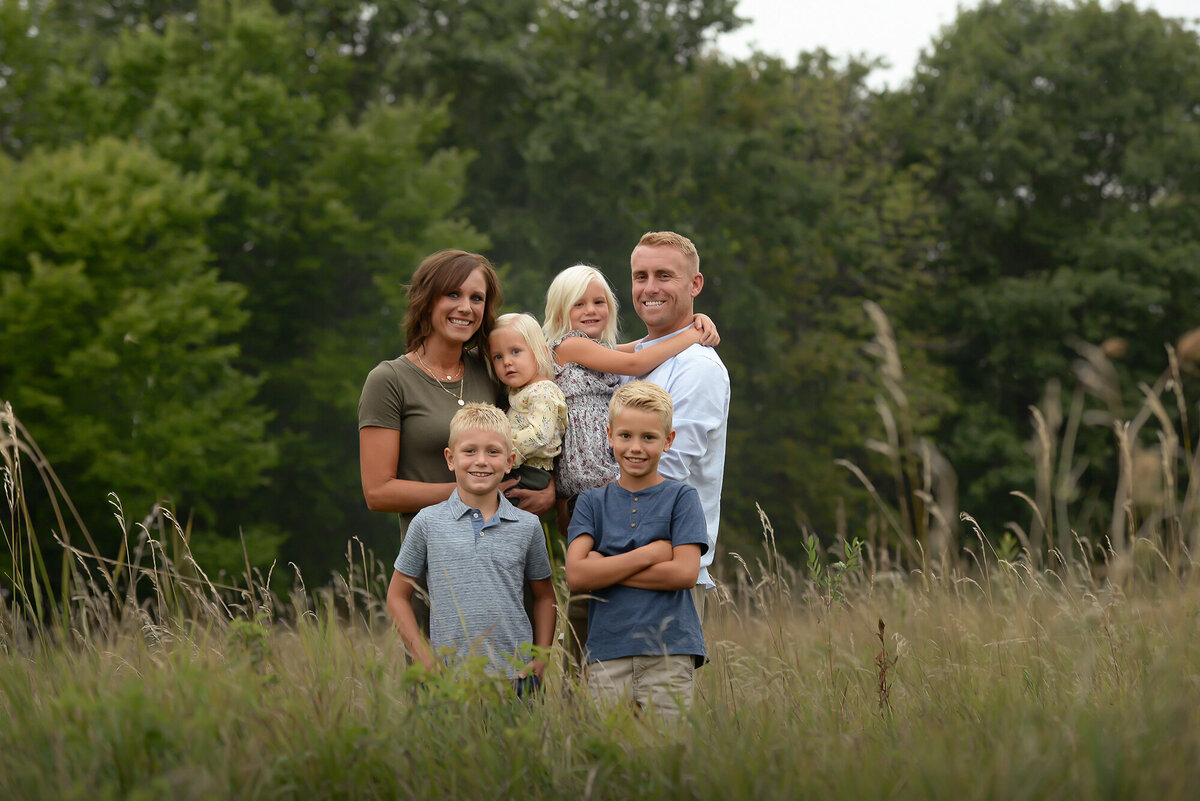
{"left": 3, "top": 529, "right": 1200, "bottom": 800}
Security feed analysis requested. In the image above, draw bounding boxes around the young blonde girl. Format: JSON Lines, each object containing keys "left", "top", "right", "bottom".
{"left": 544, "top": 264, "right": 717, "bottom": 668}
{"left": 488, "top": 312, "right": 569, "bottom": 492}
{"left": 543, "top": 264, "right": 718, "bottom": 508}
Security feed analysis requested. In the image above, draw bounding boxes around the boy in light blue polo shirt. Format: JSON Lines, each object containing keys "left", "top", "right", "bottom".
{"left": 565, "top": 382, "right": 707, "bottom": 718}
{"left": 386, "top": 403, "right": 555, "bottom": 684}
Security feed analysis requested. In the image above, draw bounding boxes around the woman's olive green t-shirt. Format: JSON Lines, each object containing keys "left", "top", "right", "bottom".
{"left": 358, "top": 349, "right": 506, "bottom": 531}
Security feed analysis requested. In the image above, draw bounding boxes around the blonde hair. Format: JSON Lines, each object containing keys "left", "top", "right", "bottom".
{"left": 542, "top": 264, "right": 621, "bottom": 347}
{"left": 489, "top": 312, "right": 555, "bottom": 390}
{"left": 609, "top": 381, "right": 674, "bottom": 434}
{"left": 448, "top": 403, "right": 513, "bottom": 453}
{"left": 634, "top": 231, "right": 700, "bottom": 275}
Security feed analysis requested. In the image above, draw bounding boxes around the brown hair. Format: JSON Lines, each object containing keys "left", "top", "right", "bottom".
{"left": 405, "top": 250, "right": 502, "bottom": 352}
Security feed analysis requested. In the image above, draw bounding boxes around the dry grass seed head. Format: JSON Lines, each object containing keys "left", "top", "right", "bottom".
{"left": 1176, "top": 326, "right": 1200, "bottom": 364}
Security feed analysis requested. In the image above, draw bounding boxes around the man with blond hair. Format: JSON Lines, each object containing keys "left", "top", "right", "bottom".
{"left": 629, "top": 231, "right": 730, "bottom": 606}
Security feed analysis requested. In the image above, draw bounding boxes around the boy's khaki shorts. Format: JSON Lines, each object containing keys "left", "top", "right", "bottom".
{"left": 586, "top": 655, "right": 695, "bottom": 719}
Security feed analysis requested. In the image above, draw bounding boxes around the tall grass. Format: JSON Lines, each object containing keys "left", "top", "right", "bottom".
{"left": 4, "top": 522, "right": 1200, "bottom": 799}
{"left": 855, "top": 301, "right": 1200, "bottom": 583}
{"left": 4, "top": 322, "right": 1200, "bottom": 799}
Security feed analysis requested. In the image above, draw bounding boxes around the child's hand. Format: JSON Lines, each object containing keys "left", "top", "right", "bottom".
{"left": 645, "top": 538, "right": 674, "bottom": 563}
{"left": 406, "top": 653, "right": 441, "bottom": 680}
{"left": 416, "top": 650, "right": 440, "bottom": 675}
{"left": 692, "top": 313, "right": 720, "bottom": 347}
{"left": 520, "top": 658, "right": 547, "bottom": 680}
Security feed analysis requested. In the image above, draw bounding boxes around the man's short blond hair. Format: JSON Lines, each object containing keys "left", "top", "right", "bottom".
{"left": 609, "top": 381, "right": 674, "bottom": 434}
{"left": 448, "top": 403, "right": 514, "bottom": 453}
{"left": 635, "top": 231, "right": 699, "bottom": 274}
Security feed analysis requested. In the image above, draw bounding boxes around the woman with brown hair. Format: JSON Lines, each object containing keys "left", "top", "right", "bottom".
{"left": 358, "top": 249, "right": 554, "bottom": 534}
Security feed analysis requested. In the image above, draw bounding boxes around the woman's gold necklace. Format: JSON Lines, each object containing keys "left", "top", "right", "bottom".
{"left": 414, "top": 349, "right": 465, "bottom": 406}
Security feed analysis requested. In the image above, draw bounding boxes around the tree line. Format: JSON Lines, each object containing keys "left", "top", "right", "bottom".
{"left": 2, "top": 0, "right": 1198, "bottom": 582}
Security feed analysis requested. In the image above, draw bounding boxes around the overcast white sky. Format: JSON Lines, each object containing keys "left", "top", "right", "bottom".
{"left": 717, "top": 0, "right": 1200, "bottom": 89}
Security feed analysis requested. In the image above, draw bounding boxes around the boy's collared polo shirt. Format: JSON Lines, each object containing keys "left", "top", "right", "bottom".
{"left": 395, "top": 489, "right": 551, "bottom": 678}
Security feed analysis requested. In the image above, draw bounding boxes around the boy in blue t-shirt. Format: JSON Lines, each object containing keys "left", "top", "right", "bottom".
{"left": 565, "top": 381, "right": 708, "bottom": 718}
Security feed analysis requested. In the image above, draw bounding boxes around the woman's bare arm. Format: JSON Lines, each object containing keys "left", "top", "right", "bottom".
{"left": 359, "top": 426, "right": 456, "bottom": 513}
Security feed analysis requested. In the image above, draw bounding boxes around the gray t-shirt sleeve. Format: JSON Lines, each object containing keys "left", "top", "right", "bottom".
{"left": 394, "top": 513, "right": 428, "bottom": 577}
{"left": 525, "top": 521, "right": 553, "bottom": 581}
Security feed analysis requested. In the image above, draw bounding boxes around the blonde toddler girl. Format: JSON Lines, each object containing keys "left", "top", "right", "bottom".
{"left": 488, "top": 312, "right": 568, "bottom": 491}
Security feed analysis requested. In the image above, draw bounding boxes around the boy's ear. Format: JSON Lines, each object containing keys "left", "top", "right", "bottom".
{"left": 664, "top": 428, "right": 676, "bottom": 450}
{"left": 445, "top": 446, "right": 454, "bottom": 471}
{"left": 506, "top": 449, "right": 517, "bottom": 471}
{"left": 606, "top": 425, "right": 614, "bottom": 445}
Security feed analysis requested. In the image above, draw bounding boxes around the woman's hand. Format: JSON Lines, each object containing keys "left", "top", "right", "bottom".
{"left": 504, "top": 478, "right": 556, "bottom": 515}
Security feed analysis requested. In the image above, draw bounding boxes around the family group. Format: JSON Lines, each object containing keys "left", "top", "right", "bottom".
{"left": 357, "top": 231, "right": 730, "bottom": 718}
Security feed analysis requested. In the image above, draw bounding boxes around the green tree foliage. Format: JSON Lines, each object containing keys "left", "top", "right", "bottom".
{"left": 0, "top": 138, "right": 274, "bottom": 556}
{"left": 0, "top": 0, "right": 98, "bottom": 156}
{"left": 624, "top": 53, "right": 954, "bottom": 552}
{"left": 1, "top": 0, "right": 484, "bottom": 575}
{"left": 6, "top": 0, "right": 1197, "bottom": 578}
{"left": 318, "top": 0, "right": 746, "bottom": 305}
{"left": 893, "top": 0, "right": 1200, "bottom": 530}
